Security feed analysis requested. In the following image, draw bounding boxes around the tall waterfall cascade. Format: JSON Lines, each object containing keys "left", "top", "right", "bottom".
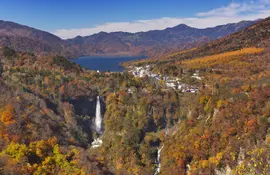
{"left": 92, "top": 96, "right": 103, "bottom": 148}
{"left": 95, "top": 96, "right": 102, "bottom": 133}
{"left": 154, "top": 145, "right": 164, "bottom": 175}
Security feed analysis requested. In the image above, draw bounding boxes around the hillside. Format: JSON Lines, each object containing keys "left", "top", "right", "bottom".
{"left": 0, "top": 45, "right": 182, "bottom": 174}
{"left": 0, "top": 20, "right": 79, "bottom": 57}
{"left": 0, "top": 17, "right": 269, "bottom": 175}
{"left": 126, "top": 17, "right": 270, "bottom": 174}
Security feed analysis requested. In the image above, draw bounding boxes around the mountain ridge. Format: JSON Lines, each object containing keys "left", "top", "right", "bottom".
{"left": 65, "top": 20, "right": 258, "bottom": 57}
{"left": 0, "top": 16, "right": 269, "bottom": 175}
{"left": 0, "top": 19, "right": 259, "bottom": 58}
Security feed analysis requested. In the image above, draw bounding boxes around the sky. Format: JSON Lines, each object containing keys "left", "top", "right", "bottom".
{"left": 0, "top": 0, "right": 270, "bottom": 39}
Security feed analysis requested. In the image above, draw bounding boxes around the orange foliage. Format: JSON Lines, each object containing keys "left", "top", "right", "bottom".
{"left": 1, "top": 105, "right": 15, "bottom": 125}
{"left": 59, "top": 85, "right": 65, "bottom": 94}
{"left": 181, "top": 47, "right": 264, "bottom": 69}
{"left": 247, "top": 119, "right": 257, "bottom": 127}
{"left": 47, "top": 137, "right": 58, "bottom": 147}
{"left": 226, "top": 127, "right": 237, "bottom": 136}
{"left": 246, "top": 119, "right": 257, "bottom": 132}
{"left": 177, "top": 159, "right": 185, "bottom": 167}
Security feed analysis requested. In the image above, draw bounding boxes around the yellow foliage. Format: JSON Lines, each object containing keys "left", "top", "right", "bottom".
{"left": 230, "top": 152, "right": 236, "bottom": 161}
{"left": 194, "top": 141, "right": 199, "bottom": 149}
{"left": 181, "top": 47, "right": 264, "bottom": 69}
{"left": 201, "top": 160, "right": 209, "bottom": 169}
{"left": 209, "top": 152, "right": 223, "bottom": 166}
{"left": 266, "top": 136, "right": 270, "bottom": 144}
{"left": 29, "top": 137, "right": 58, "bottom": 158}
{"left": 0, "top": 142, "right": 28, "bottom": 161}
{"left": 199, "top": 96, "right": 210, "bottom": 105}
{"left": 217, "top": 100, "right": 227, "bottom": 109}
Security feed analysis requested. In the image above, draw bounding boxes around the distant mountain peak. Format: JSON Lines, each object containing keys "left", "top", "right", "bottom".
{"left": 174, "top": 23, "right": 192, "bottom": 28}
{"left": 97, "top": 31, "right": 109, "bottom": 35}
{"left": 164, "top": 24, "right": 193, "bottom": 31}
{"left": 74, "top": 35, "right": 83, "bottom": 39}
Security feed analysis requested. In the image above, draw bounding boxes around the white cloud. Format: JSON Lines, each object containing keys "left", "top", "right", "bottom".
{"left": 54, "top": 0, "right": 270, "bottom": 39}
{"left": 196, "top": 1, "right": 269, "bottom": 17}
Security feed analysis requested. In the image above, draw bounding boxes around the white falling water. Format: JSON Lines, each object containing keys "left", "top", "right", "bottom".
{"left": 91, "top": 96, "right": 103, "bottom": 148}
{"left": 95, "top": 96, "right": 102, "bottom": 133}
{"left": 91, "top": 137, "right": 103, "bottom": 148}
{"left": 154, "top": 145, "right": 164, "bottom": 175}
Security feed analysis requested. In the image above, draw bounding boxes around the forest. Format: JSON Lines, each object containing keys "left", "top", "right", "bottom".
{"left": 0, "top": 17, "right": 269, "bottom": 175}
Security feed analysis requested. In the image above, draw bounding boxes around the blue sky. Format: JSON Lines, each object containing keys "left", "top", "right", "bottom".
{"left": 0, "top": 0, "right": 270, "bottom": 38}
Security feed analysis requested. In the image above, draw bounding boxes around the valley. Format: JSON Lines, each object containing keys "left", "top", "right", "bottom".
{"left": 0, "top": 11, "right": 269, "bottom": 175}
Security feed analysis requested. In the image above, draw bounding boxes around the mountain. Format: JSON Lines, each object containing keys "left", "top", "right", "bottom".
{"left": 0, "top": 17, "right": 269, "bottom": 175}
{"left": 0, "top": 20, "right": 78, "bottom": 57}
{"left": 0, "top": 19, "right": 260, "bottom": 58}
{"left": 67, "top": 20, "right": 257, "bottom": 57}
{"left": 68, "top": 32, "right": 129, "bottom": 55}
{"left": 152, "top": 17, "right": 270, "bottom": 62}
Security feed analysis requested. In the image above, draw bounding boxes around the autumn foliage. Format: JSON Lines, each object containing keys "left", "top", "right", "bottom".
{"left": 181, "top": 47, "right": 264, "bottom": 68}
{"left": 0, "top": 104, "right": 15, "bottom": 125}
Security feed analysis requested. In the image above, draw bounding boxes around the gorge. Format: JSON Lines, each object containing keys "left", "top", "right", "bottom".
{"left": 0, "top": 12, "right": 269, "bottom": 175}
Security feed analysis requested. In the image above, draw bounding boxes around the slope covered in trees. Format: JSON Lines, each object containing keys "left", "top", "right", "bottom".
{"left": 126, "top": 17, "right": 270, "bottom": 174}
{"left": 0, "top": 17, "right": 269, "bottom": 175}
{"left": 0, "top": 46, "right": 185, "bottom": 174}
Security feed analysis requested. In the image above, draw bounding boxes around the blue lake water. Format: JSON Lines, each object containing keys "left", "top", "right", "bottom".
{"left": 72, "top": 56, "right": 147, "bottom": 72}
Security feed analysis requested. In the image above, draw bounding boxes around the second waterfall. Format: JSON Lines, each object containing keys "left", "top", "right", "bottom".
{"left": 154, "top": 145, "right": 164, "bottom": 175}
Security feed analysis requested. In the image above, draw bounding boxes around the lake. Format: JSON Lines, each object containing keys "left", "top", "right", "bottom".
{"left": 72, "top": 56, "right": 147, "bottom": 72}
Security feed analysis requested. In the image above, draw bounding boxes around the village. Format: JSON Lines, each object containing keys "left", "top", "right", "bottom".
{"left": 128, "top": 65, "right": 201, "bottom": 93}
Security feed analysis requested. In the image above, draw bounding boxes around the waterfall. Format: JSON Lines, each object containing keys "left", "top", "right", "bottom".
{"left": 91, "top": 96, "right": 103, "bottom": 148}
{"left": 95, "top": 96, "right": 102, "bottom": 133}
{"left": 91, "top": 137, "right": 103, "bottom": 148}
{"left": 154, "top": 145, "right": 164, "bottom": 175}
